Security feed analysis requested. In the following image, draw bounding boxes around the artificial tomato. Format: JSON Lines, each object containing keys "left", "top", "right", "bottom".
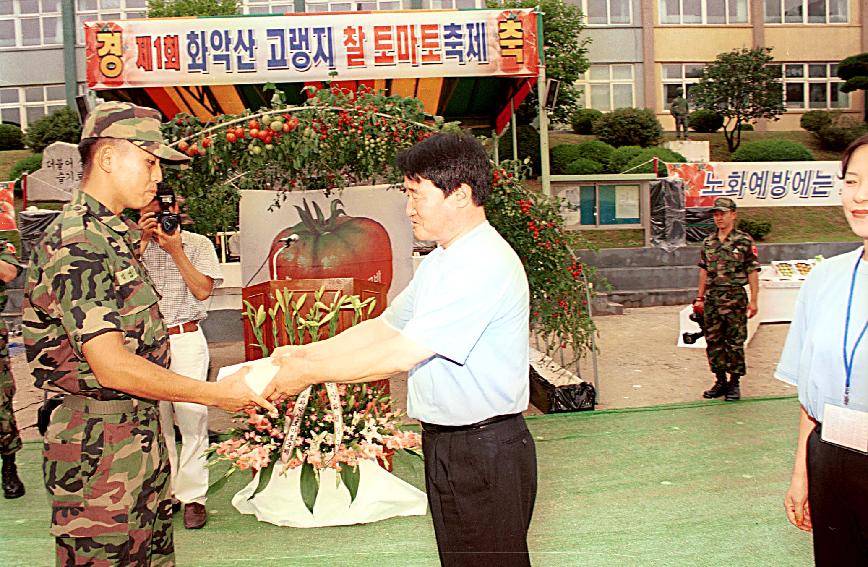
{"left": 269, "top": 199, "right": 393, "bottom": 289}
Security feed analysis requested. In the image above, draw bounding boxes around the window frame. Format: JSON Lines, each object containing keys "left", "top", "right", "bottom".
{"left": 575, "top": 63, "right": 636, "bottom": 112}
{"left": 581, "top": 0, "right": 633, "bottom": 27}
{"left": 763, "top": 0, "right": 849, "bottom": 25}
{"left": 661, "top": 62, "right": 704, "bottom": 109}
{"left": 659, "top": 0, "right": 749, "bottom": 25}
{"left": 0, "top": 0, "right": 63, "bottom": 50}
{"left": 770, "top": 62, "right": 850, "bottom": 111}
{"left": 0, "top": 83, "right": 85, "bottom": 129}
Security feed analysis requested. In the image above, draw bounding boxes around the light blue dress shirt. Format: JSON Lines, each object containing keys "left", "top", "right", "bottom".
{"left": 775, "top": 247, "right": 868, "bottom": 422}
{"left": 381, "top": 221, "right": 530, "bottom": 425}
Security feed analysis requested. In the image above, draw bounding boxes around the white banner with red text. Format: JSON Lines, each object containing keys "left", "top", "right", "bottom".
{"left": 85, "top": 9, "right": 540, "bottom": 89}
{"left": 666, "top": 161, "right": 843, "bottom": 208}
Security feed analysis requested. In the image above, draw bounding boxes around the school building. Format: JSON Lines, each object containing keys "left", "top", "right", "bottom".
{"left": 0, "top": 0, "right": 865, "bottom": 131}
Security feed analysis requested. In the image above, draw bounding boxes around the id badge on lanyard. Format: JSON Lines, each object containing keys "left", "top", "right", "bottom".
{"left": 822, "top": 250, "right": 868, "bottom": 454}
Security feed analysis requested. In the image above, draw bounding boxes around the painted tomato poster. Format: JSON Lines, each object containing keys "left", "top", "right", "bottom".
{"left": 240, "top": 186, "right": 412, "bottom": 301}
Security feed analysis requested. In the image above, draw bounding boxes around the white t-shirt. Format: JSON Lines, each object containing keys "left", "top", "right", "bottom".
{"left": 381, "top": 221, "right": 530, "bottom": 425}
{"left": 775, "top": 247, "right": 868, "bottom": 422}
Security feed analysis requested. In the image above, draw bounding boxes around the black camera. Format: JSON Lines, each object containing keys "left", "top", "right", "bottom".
{"left": 155, "top": 183, "right": 180, "bottom": 234}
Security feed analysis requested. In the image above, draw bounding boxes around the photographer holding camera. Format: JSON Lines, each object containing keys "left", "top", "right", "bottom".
{"left": 139, "top": 184, "right": 223, "bottom": 529}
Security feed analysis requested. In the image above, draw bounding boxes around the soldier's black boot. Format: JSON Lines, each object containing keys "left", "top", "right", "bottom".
{"left": 703, "top": 373, "right": 729, "bottom": 398}
{"left": 725, "top": 375, "right": 741, "bottom": 401}
{"left": 2, "top": 453, "right": 25, "bottom": 499}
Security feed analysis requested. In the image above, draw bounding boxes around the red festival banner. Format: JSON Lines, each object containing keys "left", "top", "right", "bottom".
{"left": 85, "top": 9, "right": 540, "bottom": 89}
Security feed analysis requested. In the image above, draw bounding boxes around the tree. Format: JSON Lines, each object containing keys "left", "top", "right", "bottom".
{"left": 488, "top": 0, "right": 591, "bottom": 125}
{"left": 147, "top": 0, "right": 238, "bottom": 17}
{"left": 837, "top": 52, "right": 868, "bottom": 122}
{"left": 689, "top": 47, "right": 785, "bottom": 153}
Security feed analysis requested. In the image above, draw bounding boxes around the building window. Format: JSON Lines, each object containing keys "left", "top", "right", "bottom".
{"left": 303, "top": 0, "right": 405, "bottom": 12}
{"left": 241, "top": 0, "right": 294, "bottom": 14}
{"left": 764, "top": 0, "right": 847, "bottom": 24}
{"left": 661, "top": 63, "right": 704, "bottom": 107}
{"left": 0, "top": 0, "right": 63, "bottom": 49}
{"left": 427, "top": 0, "right": 483, "bottom": 8}
{"left": 0, "top": 83, "right": 85, "bottom": 129}
{"left": 582, "top": 0, "right": 631, "bottom": 25}
{"left": 76, "top": 0, "right": 147, "bottom": 43}
{"left": 769, "top": 63, "right": 849, "bottom": 110}
{"left": 660, "top": 0, "right": 748, "bottom": 24}
{"left": 576, "top": 64, "right": 634, "bottom": 112}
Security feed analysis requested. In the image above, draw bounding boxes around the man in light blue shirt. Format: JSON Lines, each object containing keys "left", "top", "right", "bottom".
{"left": 267, "top": 133, "right": 536, "bottom": 566}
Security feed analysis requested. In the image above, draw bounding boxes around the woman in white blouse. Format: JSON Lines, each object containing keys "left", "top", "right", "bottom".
{"left": 776, "top": 134, "right": 868, "bottom": 565}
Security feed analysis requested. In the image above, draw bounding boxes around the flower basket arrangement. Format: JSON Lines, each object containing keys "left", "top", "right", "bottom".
{"left": 206, "top": 286, "right": 425, "bottom": 526}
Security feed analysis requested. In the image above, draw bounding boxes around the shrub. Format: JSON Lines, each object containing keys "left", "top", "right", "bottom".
{"left": 622, "top": 147, "right": 687, "bottom": 176}
{"left": 497, "top": 124, "right": 542, "bottom": 177}
{"left": 606, "top": 145, "right": 644, "bottom": 173}
{"left": 731, "top": 139, "right": 814, "bottom": 162}
{"left": 563, "top": 158, "right": 604, "bottom": 175}
{"left": 592, "top": 107, "right": 663, "bottom": 148}
{"left": 550, "top": 144, "right": 585, "bottom": 174}
{"left": 687, "top": 109, "right": 724, "bottom": 133}
{"left": 0, "top": 124, "right": 24, "bottom": 150}
{"left": 570, "top": 108, "right": 603, "bottom": 135}
{"left": 738, "top": 123, "right": 754, "bottom": 131}
{"left": 800, "top": 110, "right": 833, "bottom": 133}
{"left": 738, "top": 218, "right": 772, "bottom": 241}
{"left": 814, "top": 123, "right": 868, "bottom": 152}
{"left": 23, "top": 107, "right": 81, "bottom": 153}
{"left": 9, "top": 153, "right": 43, "bottom": 188}
{"left": 574, "top": 140, "right": 615, "bottom": 166}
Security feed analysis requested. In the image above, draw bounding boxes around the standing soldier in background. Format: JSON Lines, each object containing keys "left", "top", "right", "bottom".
{"left": 670, "top": 87, "right": 690, "bottom": 140}
{"left": 0, "top": 237, "right": 23, "bottom": 499}
{"left": 695, "top": 197, "right": 760, "bottom": 401}
{"left": 23, "top": 101, "right": 270, "bottom": 565}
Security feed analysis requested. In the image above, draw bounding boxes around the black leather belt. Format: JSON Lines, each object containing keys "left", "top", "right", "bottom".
{"left": 421, "top": 413, "right": 520, "bottom": 433}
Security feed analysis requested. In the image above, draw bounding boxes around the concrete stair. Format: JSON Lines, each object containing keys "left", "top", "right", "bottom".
{"left": 577, "top": 241, "right": 863, "bottom": 310}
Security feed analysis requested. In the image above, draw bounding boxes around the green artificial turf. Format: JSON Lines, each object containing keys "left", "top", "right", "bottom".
{"left": 0, "top": 397, "right": 812, "bottom": 566}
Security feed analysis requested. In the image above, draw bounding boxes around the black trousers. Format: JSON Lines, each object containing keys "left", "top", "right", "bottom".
{"left": 807, "top": 426, "right": 868, "bottom": 566}
{"left": 422, "top": 415, "right": 537, "bottom": 567}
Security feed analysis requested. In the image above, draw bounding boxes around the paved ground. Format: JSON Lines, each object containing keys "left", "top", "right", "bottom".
{"left": 9, "top": 304, "right": 795, "bottom": 441}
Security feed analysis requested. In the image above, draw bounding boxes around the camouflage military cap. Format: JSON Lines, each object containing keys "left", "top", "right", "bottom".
{"left": 81, "top": 101, "right": 190, "bottom": 165}
{"left": 711, "top": 197, "right": 737, "bottom": 211}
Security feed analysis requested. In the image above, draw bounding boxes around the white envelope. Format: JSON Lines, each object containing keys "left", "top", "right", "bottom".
{"left": 216, "top": 357, "right": 280, "bottom": 397}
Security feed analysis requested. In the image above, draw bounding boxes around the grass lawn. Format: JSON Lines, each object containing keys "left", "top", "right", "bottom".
{"left": 0, "top": 149, "right": 31, "bottom": 181}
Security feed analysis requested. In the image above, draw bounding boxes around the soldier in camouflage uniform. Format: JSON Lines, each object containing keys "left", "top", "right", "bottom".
{"left": 22, "top": 101, "right": 271, "bottom": 566}
{"left": 0, "top": 238, "right": 24, "bottom": 499}
{"left": 695, "top": 197, "right": 760, "bottom": 401}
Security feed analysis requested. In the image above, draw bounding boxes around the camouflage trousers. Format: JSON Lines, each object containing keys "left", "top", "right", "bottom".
{"left": 704, "top": 286, "right": 748, "bottom": 376}
{"left": 0, "top": 330, "right": 22, "bottom": 456}
{"left": 43, "top": 399, "right": 174, "bottom": 566}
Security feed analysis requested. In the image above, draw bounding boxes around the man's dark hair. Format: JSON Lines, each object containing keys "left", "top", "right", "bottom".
{"left": 78, "top": 137, "right": 120, "bottom": 183}
{"left": 395, "top": 132, "right": 491, "bottom": 205}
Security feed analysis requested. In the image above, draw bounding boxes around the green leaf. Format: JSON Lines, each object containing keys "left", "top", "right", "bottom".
{"left": 339, "top": 465, "right": 361, "bottom": 504}
{"left": 300, "top": 462, "right": 319, "bottom": 514}
{"left": 205, "top": 468, "right": 235, "bottom": 497}
{"left": 249, "top": 462, "right": 276, "bottom": 500}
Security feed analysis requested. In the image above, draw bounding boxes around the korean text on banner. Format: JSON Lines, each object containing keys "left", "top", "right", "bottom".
{"left": 667, "top": 161, "right": 843, "bottom": 208}
{"left": 85, "top": 9, "right": 540, "bottom": 89}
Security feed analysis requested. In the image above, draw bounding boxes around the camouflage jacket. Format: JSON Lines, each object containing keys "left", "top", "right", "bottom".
{"left": 0, "top": 239, "right": 22, "bottom": 328}
{"left": 22, "top": 191, "right": 169, "bottom": 400}
{"left": 699, "top": 228, "right": 760, "bottom": 289}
